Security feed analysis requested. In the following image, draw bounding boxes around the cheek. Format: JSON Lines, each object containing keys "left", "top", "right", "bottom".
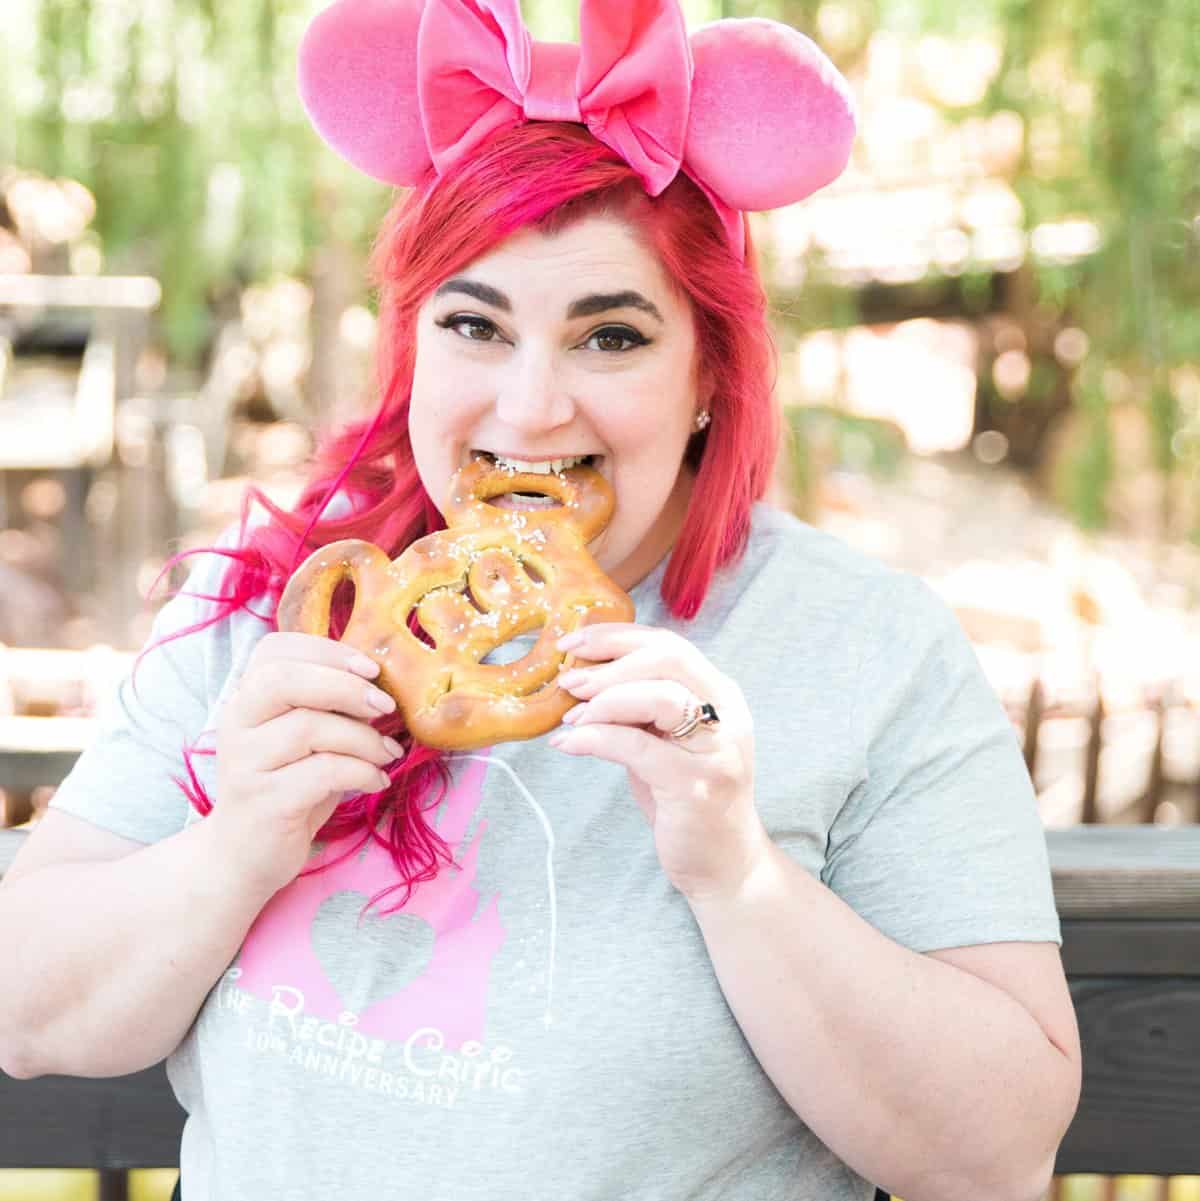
{"left": 599, "top": 373, "right": 694, "bottom": 454}
{"left": 411, "top": 355, "right": 478, "bottom": 443}
{"left": 413, "top": 323, "right": 468, "bottom": 402}
{"left": 408, "top": 354, "right": 477, "bottom": 502}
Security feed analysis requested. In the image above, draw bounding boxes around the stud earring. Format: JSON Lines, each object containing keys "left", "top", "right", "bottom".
{"left": 694, "top": 410, "right": 711, "bottom": 432}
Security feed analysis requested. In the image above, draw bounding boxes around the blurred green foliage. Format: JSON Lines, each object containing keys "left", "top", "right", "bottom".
{"left": 981, "top": 0, "right": 1200, "bottom": 536}
{"left": 784, "top": 405, "right": 908, "bottom": 521}
{"left": 2, "top": 0, "right": 1198, "bottom": 538}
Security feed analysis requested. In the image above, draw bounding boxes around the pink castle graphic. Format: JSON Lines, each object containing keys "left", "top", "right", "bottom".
{"left": 234, "top": 755, "right": 506, "bottom": 1048}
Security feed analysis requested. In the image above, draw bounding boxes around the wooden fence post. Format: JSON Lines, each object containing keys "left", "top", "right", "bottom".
{"left": 1023, "top": 675, "right": 1044, "bottom": 778}
{"left": 1081, "top": 681, "right": 1104, "bottom": 825}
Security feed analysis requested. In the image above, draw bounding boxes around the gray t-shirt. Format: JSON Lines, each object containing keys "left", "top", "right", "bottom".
{"left": 50, "top": 500, "right": 1061, "bottom": 1200}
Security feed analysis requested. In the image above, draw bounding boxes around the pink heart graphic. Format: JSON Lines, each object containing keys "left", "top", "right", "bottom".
{"left": 234, "top": 755, "right": 507, "bottom": 1048}
{"left": 310, "top": 893, "right": 434, "bottom": 1012}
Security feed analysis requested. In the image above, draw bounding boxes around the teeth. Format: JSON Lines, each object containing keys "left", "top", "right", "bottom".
{"left": 489, "top": 454, "right": 590, "bottom": 474}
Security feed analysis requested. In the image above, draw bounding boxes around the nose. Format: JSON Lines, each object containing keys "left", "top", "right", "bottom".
{"left": 493, "top": 343, "right": 575, "bottom": 433}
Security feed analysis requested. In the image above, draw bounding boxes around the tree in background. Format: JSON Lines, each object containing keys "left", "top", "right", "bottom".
{"left": 2, "top": 0, "right": 1197, "bottom": 540}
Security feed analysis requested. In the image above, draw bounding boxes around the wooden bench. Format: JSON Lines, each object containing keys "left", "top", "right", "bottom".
{"left": 1, "top": 825, "right": 1198, "bottom": 1200}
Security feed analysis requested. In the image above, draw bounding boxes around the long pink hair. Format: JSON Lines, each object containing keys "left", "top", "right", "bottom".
{"left": 146, "top": 122, "right": 779, "bottom": 915}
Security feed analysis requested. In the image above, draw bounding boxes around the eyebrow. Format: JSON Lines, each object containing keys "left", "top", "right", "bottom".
{"left": 433, "top": 278, "right": 664, "bottom": 323}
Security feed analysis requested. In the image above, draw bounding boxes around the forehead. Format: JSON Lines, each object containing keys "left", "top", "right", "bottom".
{"left": 448, "top": 214, "right": 676, "bottom": 304}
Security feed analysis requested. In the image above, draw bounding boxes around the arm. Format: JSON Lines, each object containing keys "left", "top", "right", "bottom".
{"left": 548, "top": 613, "right": 1079, "bottom": 1199}
{"left": 0, "top": 809, "right": 279, "bottom": 1079}
{"left": 687, "top": 840, "right": 1082, "bottom": 1201}
{"left": 0, "top": 633, "right": 401, "bottom": 1081}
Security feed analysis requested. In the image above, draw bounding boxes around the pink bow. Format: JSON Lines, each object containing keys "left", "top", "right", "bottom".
{"left": 420, "top": 0, "right": 691, "bottom": 200}
{"left": 298, "top": 0, "right": 857, "bottom": 262}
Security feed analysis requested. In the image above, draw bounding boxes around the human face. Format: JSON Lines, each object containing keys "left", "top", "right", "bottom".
{"left": 409, "top": 214, "right": 708, "bottom": 592}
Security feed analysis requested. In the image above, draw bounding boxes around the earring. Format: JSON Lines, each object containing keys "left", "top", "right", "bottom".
{"left": 694, "top": 409, "right": 711, "bottom": 432}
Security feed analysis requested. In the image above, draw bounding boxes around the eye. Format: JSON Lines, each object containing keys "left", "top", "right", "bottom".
{"left": 437, "top": 314, "right": 502, "bottom": 343}
{"left": 583, "top": 325, "right": 648, "bottom": 353}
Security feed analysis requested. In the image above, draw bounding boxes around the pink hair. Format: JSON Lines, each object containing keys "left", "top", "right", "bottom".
{"left": 145, "top": 122, "right": 779, "bottom": 916}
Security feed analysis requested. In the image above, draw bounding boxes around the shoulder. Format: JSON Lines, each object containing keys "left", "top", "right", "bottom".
{"left": 181, "top": 488, "right": 363, "bottom": 678}
{"left": 718, "top": 502, "right": 911, "bottom": 614}
{"left": 706, "top": 503, "right": 961, "bottom": 673}
{"left": 143, "top": 513, "right": 281, "bottom": 701}
{"left": 172, "top": 480, "right": 360, "bottom": 625}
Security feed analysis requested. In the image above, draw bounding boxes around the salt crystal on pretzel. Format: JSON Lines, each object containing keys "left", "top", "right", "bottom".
{"left": 276, "top": 456, "right": 634, "bottom": 751}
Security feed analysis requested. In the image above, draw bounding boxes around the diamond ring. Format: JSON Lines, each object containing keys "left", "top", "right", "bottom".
{"left": 668, "top": 698, "right": 720, "bottom": 741}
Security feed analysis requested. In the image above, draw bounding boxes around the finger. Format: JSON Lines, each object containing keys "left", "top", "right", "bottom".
{"left": 549, "top": 721, "right": 675, "bottom": 778}
{"left": 252, "top": 630, "right": 383, "bottom": 679}
{"left": 557, "top": 623, "right": 656, "bottom": 662}
{"left": 250, "top": 708, "right": 405, "bottom": 773}
{"left": 264, "top": 752, "right": 393, "bottom": 807}
{"left": 558, "top": 640, "right": 727, "bottom": 706}
{"left": 230, "top": 658, "right": 396, "bottom": 729}
{"left": 562, "top": 679, "right": 700, "bottom": 737}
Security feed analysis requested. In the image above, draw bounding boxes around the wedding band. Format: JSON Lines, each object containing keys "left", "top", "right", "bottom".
{"left": 669, "top": 698, "right": 721, "bottom": 740}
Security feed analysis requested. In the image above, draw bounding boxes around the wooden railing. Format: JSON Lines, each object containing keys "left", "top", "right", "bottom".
{"left": 7, "top": 644, "right": 1199, "bottom": 830}
{"left": 1, "top": 825, "right": 1198, "bottom": 1199}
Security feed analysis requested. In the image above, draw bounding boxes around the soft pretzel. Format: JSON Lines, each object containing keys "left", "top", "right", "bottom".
{"left": 276, "top": 456, "right": 635, "bottom": 751}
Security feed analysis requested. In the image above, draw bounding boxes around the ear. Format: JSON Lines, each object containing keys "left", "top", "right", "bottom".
{"left": 685, "top": 18, "right": 856, "bottom": 211}
{"left": 297, "top": 0, "right": 432, "bottom": 186}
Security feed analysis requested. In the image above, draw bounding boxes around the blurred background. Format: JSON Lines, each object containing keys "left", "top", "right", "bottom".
{"left": 0, "top": 0, "right": 1197, "bottom": 1198}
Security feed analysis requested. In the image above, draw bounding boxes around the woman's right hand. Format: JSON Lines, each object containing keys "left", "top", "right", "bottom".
{"left": 211, "top": 632, "right": 403, "bottom": 896}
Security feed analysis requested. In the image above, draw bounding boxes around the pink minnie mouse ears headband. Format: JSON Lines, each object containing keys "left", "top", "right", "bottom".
{"left": 297, "top": 0, "right": 857, "bottom": 262}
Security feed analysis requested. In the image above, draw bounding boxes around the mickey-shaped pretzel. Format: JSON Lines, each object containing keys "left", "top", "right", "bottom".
{"left": 276, "top": 456, "right": 635, "bottom": 751}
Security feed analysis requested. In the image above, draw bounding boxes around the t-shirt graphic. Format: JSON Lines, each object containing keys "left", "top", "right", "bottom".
{"left": 234, "top": 754, "right": 506, "bottom": 1048}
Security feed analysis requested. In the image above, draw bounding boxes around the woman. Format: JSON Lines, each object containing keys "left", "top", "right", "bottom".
{"left": 0, "top": 2, "right": 1080, "bottom": 1199}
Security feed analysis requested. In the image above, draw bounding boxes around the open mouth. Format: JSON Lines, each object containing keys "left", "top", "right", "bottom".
{"left": 471, "top": 450, "right": 603, "bottom": 507}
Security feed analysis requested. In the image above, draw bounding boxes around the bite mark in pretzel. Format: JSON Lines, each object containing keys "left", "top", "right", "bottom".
{"left": 276, "top": 456, "right": 635, "bottom": 751}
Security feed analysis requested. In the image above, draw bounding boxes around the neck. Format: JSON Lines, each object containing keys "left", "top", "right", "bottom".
{"left": 610, "top": 466, "right": 694, "bottom": 594}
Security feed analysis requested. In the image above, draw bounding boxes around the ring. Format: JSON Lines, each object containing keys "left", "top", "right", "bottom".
{"left": 668, "top": 698, "right": 721, "bottom": 740}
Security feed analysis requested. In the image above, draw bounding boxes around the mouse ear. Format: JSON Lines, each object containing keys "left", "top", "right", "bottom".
{"left": 684, "top": 18, "right": 856, "bottom": 213}
{"left": 297, "top": 0, "right": 433, "bottom": 186}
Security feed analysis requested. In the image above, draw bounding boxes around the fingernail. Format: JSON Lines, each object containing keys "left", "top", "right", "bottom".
{"left": 376, "top": 769, "right": 392, "bottom": 790}
{"left": 561, "top": 705, "right": 583, "bottom": 724}
{"left": 350, "top": 654, "right": 381, "bottom": 678}
{"left": 558, "top": 670, "right": 585, "bottom": 689}
{"left": 366, "top": 687, "right": 396, "bottom": 713}
{"left": 383, "top": 736, "right": 405, "bottom": 758}
{"left": 548, "top": 731, "right": 568, "bottom": 748}
{"left": 557, "top": 631, "right": 584, "bottom": 652}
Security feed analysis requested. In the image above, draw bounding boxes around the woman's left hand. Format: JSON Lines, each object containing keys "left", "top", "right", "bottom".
{"left": 549, "top": 622, "right": 770, "bottom": 904}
